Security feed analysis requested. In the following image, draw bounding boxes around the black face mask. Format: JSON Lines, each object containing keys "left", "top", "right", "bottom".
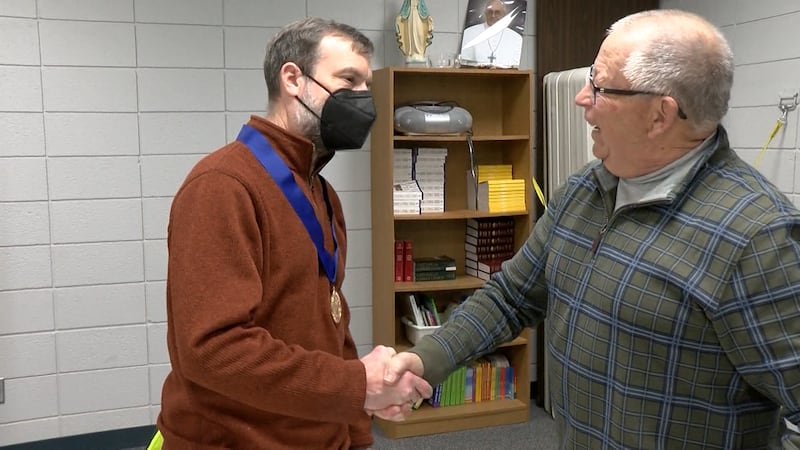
{"left": 297, "top": 74, "right": 376, "bottom": 151}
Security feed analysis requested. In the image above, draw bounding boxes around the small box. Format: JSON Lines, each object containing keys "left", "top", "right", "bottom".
{"left": 401, "top": 316, "right": 440, "bottom": 344}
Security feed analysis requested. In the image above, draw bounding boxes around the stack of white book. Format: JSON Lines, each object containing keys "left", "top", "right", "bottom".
{"left": 393, "top": 148, "right": 413, "bottom": 182}
{"left": 393, "top": 148, "right": 420, "bottom": 214}
{"left": 415, "top": 147, "right": 447, "bottom": 213}
{"left": 393, "top": 180, "right": 422, "bottom": 215}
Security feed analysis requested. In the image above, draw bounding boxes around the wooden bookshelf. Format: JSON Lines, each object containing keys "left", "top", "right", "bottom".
{"left": 370, "top": 67, "right": 534, "bottom": 438}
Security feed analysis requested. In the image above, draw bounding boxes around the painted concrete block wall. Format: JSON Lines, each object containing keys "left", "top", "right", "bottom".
{"left": 0, "top": 0, "right": 535, "bottom": 445}
{"left": 660, "top": 0, "right": 800, "bottom": 208}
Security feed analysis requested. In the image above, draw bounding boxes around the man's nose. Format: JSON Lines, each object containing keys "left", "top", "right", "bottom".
{"left": 574, "top": 82, "right": 591, "bottom": 107}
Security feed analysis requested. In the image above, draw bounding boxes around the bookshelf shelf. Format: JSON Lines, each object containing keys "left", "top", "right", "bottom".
{"left": 395, "top": 275, "right": 486, "bottom": 292}
{"left": 396, "top": 335, "right": 528, "bottom": 352}
{"left": 376, "top": 399, "right": 529, "bottom": 439}
{"left": 394, "top": 134, "right": 530, "bottom": 142}
{"left": 394, "top": 209, "right": 528, "bottom": 221}
{"left": 371, "top": 66, "right": 534, "bottom": 438}
{"left": 405, "top": 398, "right": 528, "bottom": 423}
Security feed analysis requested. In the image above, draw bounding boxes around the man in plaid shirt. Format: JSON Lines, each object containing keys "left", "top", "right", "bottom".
{"left": 384, "top": 9, "right": 800, "bottom": 449}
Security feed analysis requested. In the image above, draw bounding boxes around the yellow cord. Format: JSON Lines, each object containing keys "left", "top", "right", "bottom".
{"left": 146, "top": 430, "right": 163, "bottom": 450}
{"left": 753, "top": 119, "right": 784, "bottom": 169}
{"left": 532, "top": 176, "right": 547, "bottom": 210}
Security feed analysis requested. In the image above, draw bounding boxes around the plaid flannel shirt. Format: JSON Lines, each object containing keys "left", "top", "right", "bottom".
{"left": 412, "top": 127, "right": 800, "bottom": 449}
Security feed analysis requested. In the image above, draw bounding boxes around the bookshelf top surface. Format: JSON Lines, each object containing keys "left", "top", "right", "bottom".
{"left": 378, "top": 66, "right": 534, "bottom": 78}
{"left": 395, "top": 210, "right": 529, "bottom": 221}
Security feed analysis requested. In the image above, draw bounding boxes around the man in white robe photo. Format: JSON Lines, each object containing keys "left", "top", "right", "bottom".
{"left": 460, "top": 0, "right": 525, "bottom": 68}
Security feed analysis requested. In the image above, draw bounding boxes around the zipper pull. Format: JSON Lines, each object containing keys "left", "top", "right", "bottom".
{"left": 591, "top": 224, "right": 607, "bottom": 254}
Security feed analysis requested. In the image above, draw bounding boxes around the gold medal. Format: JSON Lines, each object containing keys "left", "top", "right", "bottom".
{"left": 330, "top": 288, "right": 342, "bottom": 324}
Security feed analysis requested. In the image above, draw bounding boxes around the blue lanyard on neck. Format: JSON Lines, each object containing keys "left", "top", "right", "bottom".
{"left": 236, "top": 124, "right": 338, "bottom": 286}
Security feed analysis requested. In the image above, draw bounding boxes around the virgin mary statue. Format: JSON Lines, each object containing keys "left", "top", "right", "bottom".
{"left": 395, "top": 0, "right": 434, "bottom": 65}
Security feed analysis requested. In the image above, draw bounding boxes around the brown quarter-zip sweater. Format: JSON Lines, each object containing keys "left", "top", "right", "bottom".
{"left": 157, "top": 115, "right": 372, "bottom": 449}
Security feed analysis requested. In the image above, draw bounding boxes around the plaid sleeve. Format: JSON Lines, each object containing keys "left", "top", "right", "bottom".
{"left": 411, "top": 189, "right": 556, "bottom": 387}
{"left": 713, "top": 217, "right": 800, "bottom": 428}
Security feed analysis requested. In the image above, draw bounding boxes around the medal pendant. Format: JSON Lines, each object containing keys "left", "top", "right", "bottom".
{"left": 330, "top": 288, "right": 342, "bottom": 324}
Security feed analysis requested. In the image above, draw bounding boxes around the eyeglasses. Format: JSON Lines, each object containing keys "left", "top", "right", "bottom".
{"left": 587, "top": 64, "right": 687, "bottom": 120}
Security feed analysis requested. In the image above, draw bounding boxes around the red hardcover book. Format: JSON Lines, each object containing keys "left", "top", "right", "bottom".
{"left": 403, "top": 240, "right": 414, "bottom": 281}
{"left": 466, "top": 225, "right": 515, "bottom": 239}
{"left": 465, "top": 234, "right": 514, "bottom": 247}
{"left": 394, "top": 240, "right": 404, "bottom": 282}
{"left": 466, "top": 217, "right": 515, "bottom": 230}
{"left": 477, "top": 257, "right": 505, "bottom": 274}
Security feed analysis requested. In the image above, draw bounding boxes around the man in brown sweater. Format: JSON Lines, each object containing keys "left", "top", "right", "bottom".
{"left": 156, "top": 18, "right": 431, "bottom": 449}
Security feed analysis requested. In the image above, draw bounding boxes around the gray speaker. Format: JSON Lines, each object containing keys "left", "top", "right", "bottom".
{"left": 394, "top": 102, "right": 473, "bottom": 135}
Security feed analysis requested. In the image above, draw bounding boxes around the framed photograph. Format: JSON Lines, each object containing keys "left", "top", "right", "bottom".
{"left": 460, "top": 0, "right": 527, "bottom": 68}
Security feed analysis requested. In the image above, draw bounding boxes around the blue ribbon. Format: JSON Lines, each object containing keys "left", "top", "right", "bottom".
{"left": 236, "top": 124, "right": 338, "bottom": 286}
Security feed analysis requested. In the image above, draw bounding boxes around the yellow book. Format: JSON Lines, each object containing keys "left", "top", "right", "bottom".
{"left": 477, "top": 165, "right": 513, "bottom": 182}
{"left": 474, "top": 359, "right": 483, "bottom": 402}
{"left": 488, "top": 198, "right": 526, "bottom": 205}
{"left": 488, "top": 188, "right": 526, "bottom": 194}
{"left": 489, "top": 204, "right": 526, "bottom": 213}
{"left": 485, "top": 178, "right": 525, "bottom": 187}
{"left": 487, "top": 192, "right": 526, "bottom": 200}
{"left": 488, "top": 199, "right": 525, "bottom": 205}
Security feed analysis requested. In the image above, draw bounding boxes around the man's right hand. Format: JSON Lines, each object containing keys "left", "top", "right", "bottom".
{"left": 366, "top": 351, "right": 428, "bottom": 421}
{"left": 360, "top": 346, "right": 431, "bottom": 413}
{"left": 384, "top": 351, "right": 424, "bottom": 384}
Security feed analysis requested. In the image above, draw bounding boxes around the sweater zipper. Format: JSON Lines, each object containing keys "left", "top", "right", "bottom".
{"left": 591, "top": 200, "right": 668, "bottom": 254}
{"left": 591, "top": 222, "right": 607, "bottom": 254}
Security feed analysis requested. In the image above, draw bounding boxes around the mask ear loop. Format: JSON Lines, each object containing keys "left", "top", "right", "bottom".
{"left": 303, "top": 73, "right": 334, "bottom": 96}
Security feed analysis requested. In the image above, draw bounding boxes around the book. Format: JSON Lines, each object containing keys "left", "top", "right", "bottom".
{"left": 475, "top": 258, "right": 505, "bottom": 274}
{"left": 414, "top": 270, "right": 456, "bottom": 282}
{"left": 477, "top": 164, "right": 513, "bottom": 182}
{"left": 428, "top": 383, "right": 442, "bottom": 407}
{"left": 466, "top": 226, "right": 514, "bottom": 238}
{"left": 399, "top": 293, "right": 425, "bottom": 326}
{"left": 466, "top": 217, "right": 516, "bottom": 230}
{"left": 465, "top": 242, "right": 515, "bottom": 255}
{"left": 465, "top": 250, "right": 514, "bottom": 262}
{"left": 394, "top": 240, "right": 404, "bottom": 282}
{"left": 465, "top": 234, "right": 514, "bottom": 247}
{"left": 413, "top": 255, "right": 456, "bottom": 273}
{"left": 465, "top": 256, "right": 507, "bottom": 281}
{"left": 485, "top": 354, "right": 509, "bottom": 399}
{"left": 423, "top": 295, "right": 441, "bottom": 324}
{"left": 475, "top": 179, "right": 527, "bottom": 213}
{"left": 393, "top": 180, "right": 422, "bottom": 214}
{"left": 403, "top": 240, "right": 413, "bottom": 282}
{"left": 464, "top": 364, "right": 475, "bottom": 403}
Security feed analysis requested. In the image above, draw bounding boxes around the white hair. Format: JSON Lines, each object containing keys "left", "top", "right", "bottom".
{"left": 608, "top": 9, "right": 734, "bottom": 132}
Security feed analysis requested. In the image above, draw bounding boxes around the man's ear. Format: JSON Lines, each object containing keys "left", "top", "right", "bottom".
{"left": 648, "top": 96, "right": 680, "bottom": 137}
{"left": 281, "top": 62, "right": 304, "bottom": 98}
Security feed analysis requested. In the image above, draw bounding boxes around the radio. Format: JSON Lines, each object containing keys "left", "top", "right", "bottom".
{"left": 393, "top": 101, "right": 473, "bottom": 135}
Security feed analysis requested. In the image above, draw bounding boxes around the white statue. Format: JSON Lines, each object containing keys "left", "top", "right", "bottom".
{"left": 395, "top": 0, "right": 434, "bottom": 65}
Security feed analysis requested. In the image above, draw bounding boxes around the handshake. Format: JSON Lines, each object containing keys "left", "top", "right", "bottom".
{"left": 360, "top": 345, "right": 430, "bottom": 421}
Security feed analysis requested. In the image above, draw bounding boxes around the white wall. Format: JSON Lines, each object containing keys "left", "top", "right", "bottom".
{"left": 0, "top": 0, "right": 536, "bottom": 445}
{"left": 660, "top": 0, "right": 800, "bottom": 207}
